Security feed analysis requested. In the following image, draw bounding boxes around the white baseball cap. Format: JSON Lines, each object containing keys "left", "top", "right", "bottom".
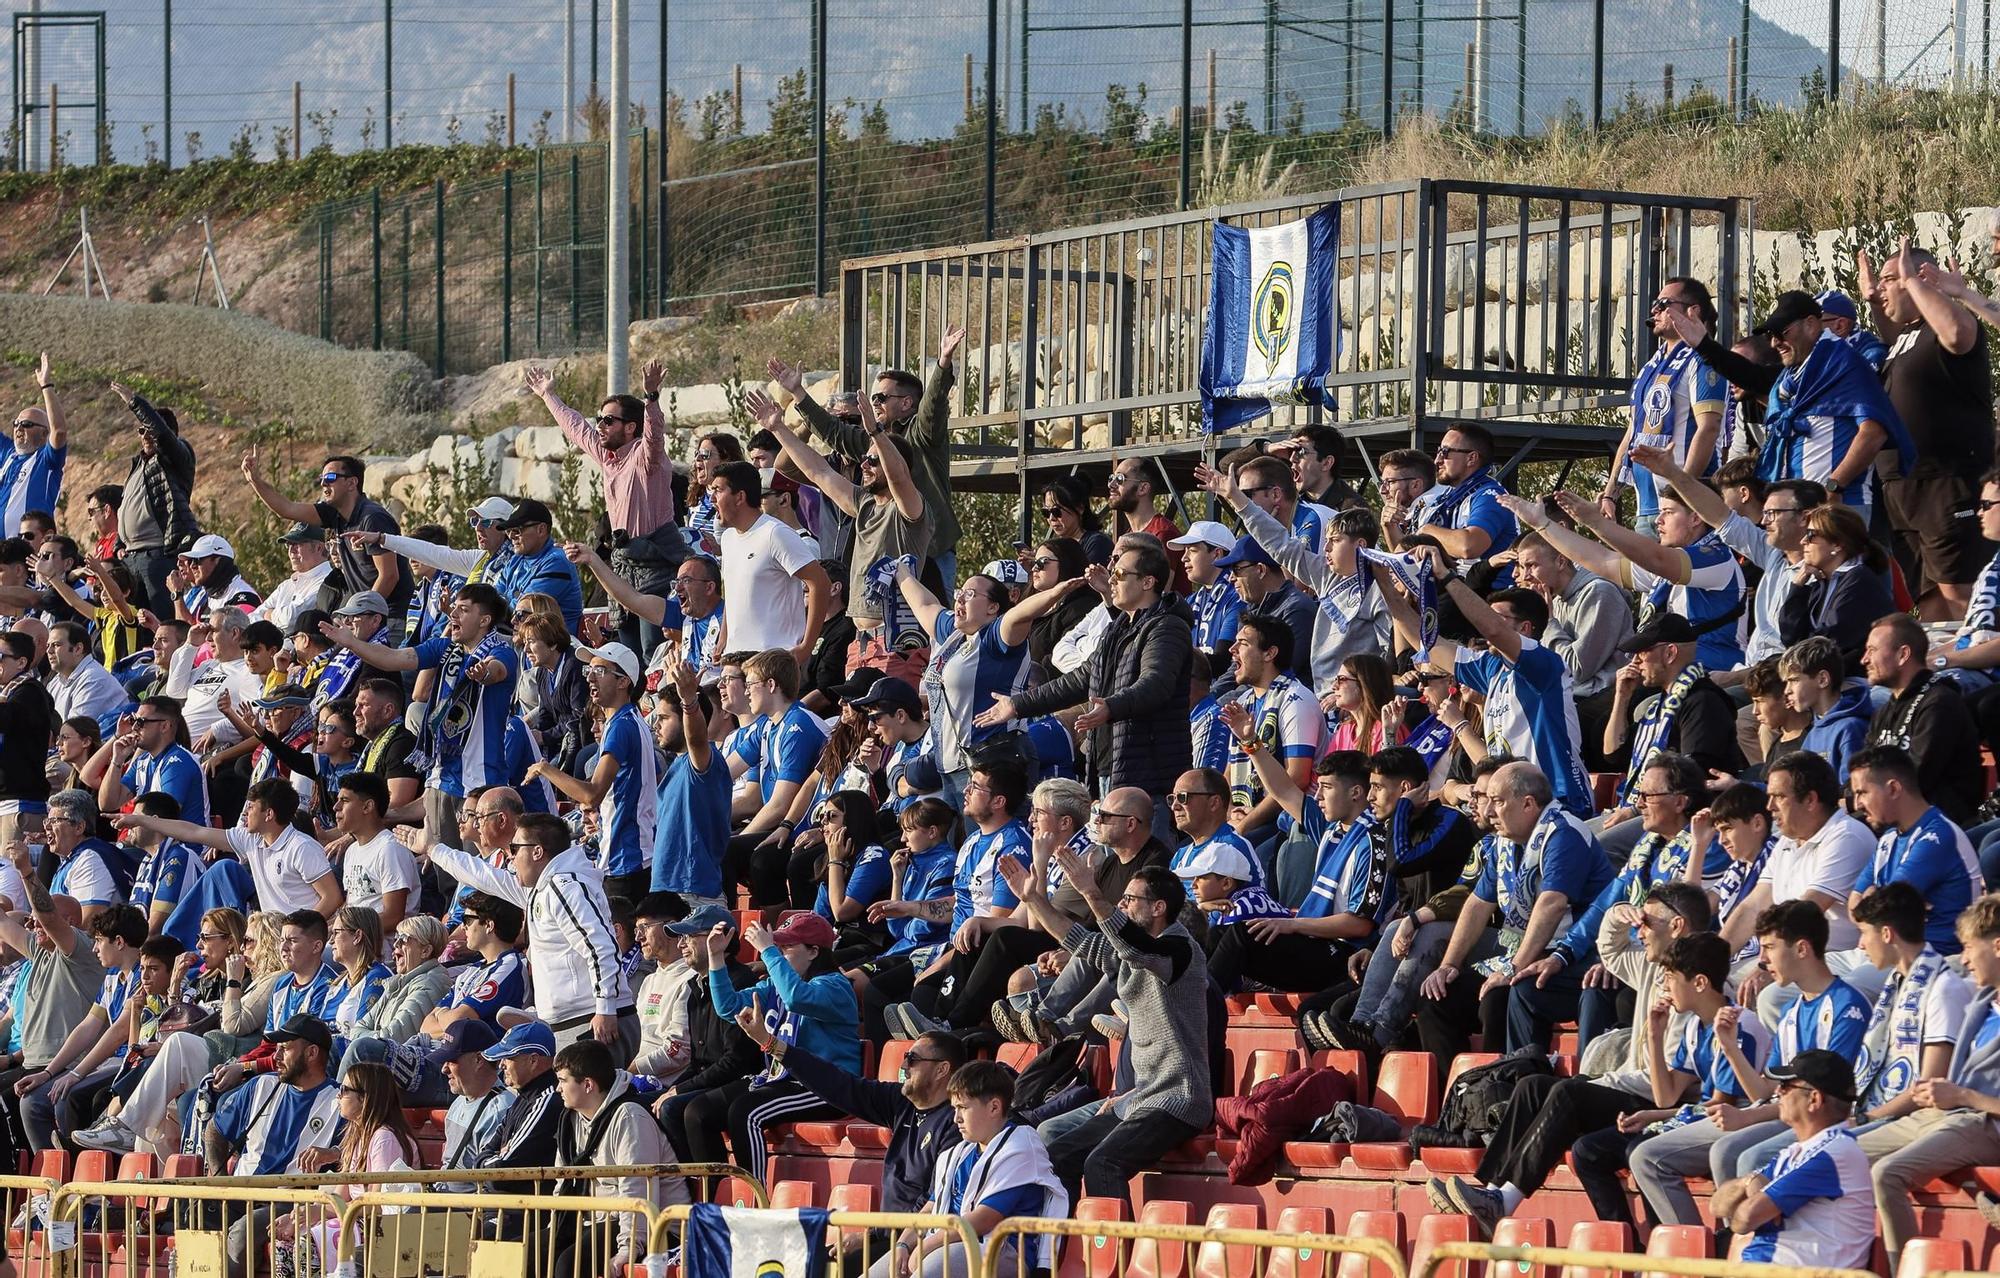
{"left": 469, "top": 497, "right": 516, "bottom": 522}
{"left": 1169, "top": 520, "right": 1237, "bottom": 553}
{"left": 576, "top": 641, "right": 643, "bottom": 686}
{"left": 186, "top": 534, "right": 235, "bottom": 559}
{"left": 1173, "top": 841, "right": 1256, "bottom": 883}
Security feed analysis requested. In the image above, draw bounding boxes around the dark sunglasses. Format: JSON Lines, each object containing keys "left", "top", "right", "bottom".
{"left": 594, "top": 414, "right": 636, "bottom": 427}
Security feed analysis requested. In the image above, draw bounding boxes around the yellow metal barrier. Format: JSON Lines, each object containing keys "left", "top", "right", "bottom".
{"left": 1411, "top": 1242, "right": 1877, "bottom": 1278}
{"left": 338, "top": 1189, "right": 662, "bottom": 1278}
{"left": 981, "top": 1215, "right": 1410, "bottom": 1278}
{"left": 0, "top": 1173, "right": 63, "bottom": 1278}
{"left": 49, "top": 1178, "right": 347, "bottom": 1278}
{"left": 655, "top": 1206, "right": 983, "bottom": 1278}
{"left": 167, "top": 1161, "right": 766, "bottom": 1205}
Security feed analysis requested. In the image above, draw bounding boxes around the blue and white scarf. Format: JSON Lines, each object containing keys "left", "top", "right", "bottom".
{"left": 865, "top": 554, "right": 925, "bottom": 648}
{"left": 1856, "top": 945, "right": 1949, "bottom": 1110}
{"left": 1358, "top": 546, "right": 1438, "bottom": 652}
{"left": 1403, "top": 714, "right": 1454, "bottom": 770}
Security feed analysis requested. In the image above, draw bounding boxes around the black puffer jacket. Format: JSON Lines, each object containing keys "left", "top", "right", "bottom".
{"left": 1012, "top": 593, "right": 1194, "bottom": 797}
{"left": 119, "top": 394, "right": 199, "bottom": 553}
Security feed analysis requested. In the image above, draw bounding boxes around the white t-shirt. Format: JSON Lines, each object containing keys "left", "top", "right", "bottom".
{"left": 342, "top": 829, "right": 421, "bottom": 912}
{"left": 227, "top": 825, "right": 336, "bottom": 914}
{"left": 182, "top": 657, "right": 265, "bottom": 745}
{"left": 251, "top": 563, "right": 335, "bottom": 632}
{"left": 1767, "top": 809, "right": 1875, "bottom": 952}
{"left": 717, "top": 513, "right": 817, "bottom": 654}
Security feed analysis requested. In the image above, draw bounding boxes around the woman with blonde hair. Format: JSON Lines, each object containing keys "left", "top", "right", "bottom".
{"left": 347, "top": 916, "right": 453, "bottom": 1049}
{"left": 324, "top": 905, "right": 391, "bottom": 1035}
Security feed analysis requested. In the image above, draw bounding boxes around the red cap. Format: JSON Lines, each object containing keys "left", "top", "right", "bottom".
{"left": 771, "top": 912, "right": 839, "bottom": 950}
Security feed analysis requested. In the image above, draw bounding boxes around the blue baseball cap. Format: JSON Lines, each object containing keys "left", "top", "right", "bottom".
{"left": 426, "top": 1018, "right": 501, "bottom": 1067}
{"left": 665, "top": 902, "right": 736, "bottom": 937}
{"left": 1815, "top": 290, "right": 1857, "bottom": 321}
{"left": 1213, "top": 534, "right": 1276, "bottom": 571}
{"left": 481, "top": 1021, "right": 557, "bottom": 1061}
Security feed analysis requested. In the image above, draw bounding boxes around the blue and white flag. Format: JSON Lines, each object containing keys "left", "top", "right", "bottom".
{"left": 1358, "top": 547, "right": 1438, "bottom": 653}
{"left": 1200, "top": 204, "right": 1340, "bottom": 433}
{"left": 684, "top": 1205, "right": 831, "bottom": 1278}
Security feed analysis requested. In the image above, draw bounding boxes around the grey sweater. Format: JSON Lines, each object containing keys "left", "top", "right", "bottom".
{"left": 1236, "top": 498, "right": 1391, "bottom": 687}
{"left": 1062, "top": 913, "right": 1213, "bottom": 1129}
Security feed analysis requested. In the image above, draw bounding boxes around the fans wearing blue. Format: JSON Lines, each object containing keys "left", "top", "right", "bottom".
{"left": 1847, "top": 746, "right": 1981, "bottom": 955}
{"left": 488, "top": 500, "right": 583, "bottom": 630}
{"left": 1514, "top": 486, "right": 1746, "bottom": 674}
{"left": 729, "top": 648, "right": 829, "bottom": 910}
{"left": 1629, "top": 900, "right": 1870, "bottom": 1228}
{"left": 1604, "top": 277, "right": 1728, "bottom": 526}
{"left": 529, "top": 641, "right": 656, "bottom": 902}
{"left": 94, "top": 697, "right": 208, "bottom": 827}
{"left": 863, "top": 799, "right": 962, "bottom": 965}
{"left": 320, "top": 581, "right": 518, "bottom": 839}
{"left": 851, "top": 677, "right": 932, "bottom": 815}
{"left": 1402, "top": 425, "right": 1517, "bottom": 574}
{"left": 1221, "top": 613, "right": 1324, "bottom": 852}
{"left": 44, "top": 789, "right": 134, "bottom": 919}
{"left": 211, "top": 1014, "right": 343, "bottom": 1270}
{"left": 1430, "top": 762, "right": 1616, "bottom": 1054}
{"left": 650, "top": 660, "right": 732, "bottom": 908}
{"left": 1712, "top": 1050, "right": 1876, "bottom": 1273}
{"left": 896, "top": 561, "right": 1030, "bottom": 807}
{"left": 1382, "top": 561, "right": 1593, "bottom": 818}
{"left": 1170, "top": 522, "right": 1244, "bottom": 661}
{"left": 0, "top": 357, "right": 68, "bottom": 537}
{"left": 1167, "top": 768, "right": 1264, "bottom": 893}
{"left": 1753, "top": 289, "right": 1911, "bottom": 516}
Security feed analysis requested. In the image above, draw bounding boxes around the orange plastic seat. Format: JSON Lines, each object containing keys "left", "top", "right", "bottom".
{"left": 1488, "top": 1218, "right": 1553, "bottom": 1278}
{"left": 1129, "top": 1200, "right": 1191, "bottom": 1278}
{"left": 1241, "top": 1048, "right": 1301, "bottom": 1096}
{"left": 1894, "top": 1238, "right": 1968, "bottom": 1278}
{"left": 1194, "top": 1204, "right": 1262, "bottom": 1278}
{"left": 998, "top": 1041, "right": 1040, "bottom": 1071}
{"left": 828, "top": 1183, "right": 877, "bottom": 1213}
{"left": 875, "top": 1040, "right": 912, "bottom": 1082}
{"left": 716, "top": 1176, "right": 762, "bottom": 1208}
{"left": 1334, "top": 1211, "right": 1404, "bottom": 1278}
{"left": 1268, "top": 1207, "right": 1332, "bottom": 1278}
{"left": 1374, "top": 1051, "right": 1440, "bottom": 1124}
{"left": 769, "top": 1180, "right": 815, "bottom": 1210}
{"left": 1641, "top": 1224, "right": 1709, "bottom": 1269}
{"left": 1411, "top": 1215, "right": 1475, "bottom": 1278}
{"left": 1559, "top": 1223, "right": 1633, "bottom": 1278}
{"left": 845, "top": 1121, "right": 891, "bottom": 1151}
{"left": 1064, "top": 1197, "right": 1131, "bottom": 1278}
{"left": 790, "top": 1119, "right": 852, "bottom": 1148}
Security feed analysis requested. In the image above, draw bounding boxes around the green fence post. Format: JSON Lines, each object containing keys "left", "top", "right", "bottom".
{"left": 371, "top": 186, "right": 383, "bottom": 350}
{"left": 502, "top": 169, "right": 514, "bottom": 363}
{"left": 384, "top": 0, "right": 394, "bottom": 148}
{"left": 433, "top": 177, "right": 446, "bottom": 376}
{"left": 536, "top": 148, "right": 546, "bottom": 350}
{"left": 570, "top": 150, "right": 582, "bottom": 344}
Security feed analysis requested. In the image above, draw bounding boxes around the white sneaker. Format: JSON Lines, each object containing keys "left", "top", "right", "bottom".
{"left": 72, "top": 1115, "right": 136, "bottom": 1153}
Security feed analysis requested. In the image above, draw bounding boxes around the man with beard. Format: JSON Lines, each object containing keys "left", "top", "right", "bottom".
{"left": 1106, "top": 458, "right": 1187, "bottom": 592}
{"left": 745, "top": 387, "right": 930, "bottom": 681}
{"left": 208, "top": 1014, "right": 342, "bottom": 1273}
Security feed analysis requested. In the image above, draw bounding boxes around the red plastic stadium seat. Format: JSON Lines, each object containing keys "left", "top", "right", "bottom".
{"left": 876, "top": 1041, "right": 912, "bottom": 1082}
{"left": 1130, "top": 1200, "right": 1191, "bottom": 1278}
{"left": 1334, "top": 1212, "right": 1404, "bottom": 1278}
{"left": 1894, "top": 1238, "right": 1968, "bottom": 1278}
{"left": 1488, "top": 1218, "right": 1553, "bottom": 1278}
{"left": 717, "top": 1176, "right": 762, "bottom": 1208}
{"left": 1445, "top": 1053, "right": 1501, "bottom": 1089}
{"left": 1639, "top": 1225, "right": 1709, "bottom": 1278}
{"left": 769, "top": 1180, "right": 815, "bottom": 1210}
{"left": 71, "top": 1150, "right": 114, "bottom": 1183}
{"left": 998, "top": 1042, "right": 1040, "bottom": 1071}
{"left": 1267, "top": 1207, "right": 1333, "bottom": 1278}
{"left": 1064, "top": 1197, "right": 1131, "bottom": 1278}
{"left": 1559, "top": 1223, "right": 1633, "bottom": 1278}
{"left": 790, "top": 1119, "right": 852, "bottom": 1148}
{"left": 27, "top": 1151, "right": 68, "bottom": 1182}
{"left": 845, "top": 1121, "right": 891, "bottom": 1151}
{"left": 1241, "top": 1048, "right": 1301, "bottom": 1095}
{"left": 1374, "top": 1051, "right": 1440, "bottom": 1124}
{"left": 1194, "top": 1204, "right": 1262, "bottom": 1278}
{"left": 1411, "top": 1215, "right": 1476, "bottom": 1278}
{"left": 828, "top": 1183, "right": 876, "bottom": 1213}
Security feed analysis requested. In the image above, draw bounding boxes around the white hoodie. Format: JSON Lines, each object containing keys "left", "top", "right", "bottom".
{"left": 431, "top": 841, "right": 630, "bottom": 1025}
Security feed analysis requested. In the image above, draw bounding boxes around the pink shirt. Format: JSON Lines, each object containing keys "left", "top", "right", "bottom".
{"left": 543, "top": 390, "right": 678, "bottom": 536}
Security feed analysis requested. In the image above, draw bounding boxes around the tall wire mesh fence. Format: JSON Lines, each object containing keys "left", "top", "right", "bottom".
{"left": 4, "top": 0, "right": 1995, "bottom": 369}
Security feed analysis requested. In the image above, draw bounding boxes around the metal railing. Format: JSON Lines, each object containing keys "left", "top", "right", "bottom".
{"left": 1410, "top": 1242, "right": 1878, "bottom": 1278}
{"left": 337, "top": 1189, "right": 661, "bottom": 1278}
{"left": 49, "top": 1179, "right": 348, "bottom": 1278}
{"left": 181, "top": 1160, "right": 763, "bottom": 1203}
{"left": 981, "top": 1214, "right": 1410, "bottom": 1278}
{"left": 656, "top": 1205, "right": 985, "bottom": 1278}
{"left": 839, "top": 178, "right": 1747, "bottom": 507}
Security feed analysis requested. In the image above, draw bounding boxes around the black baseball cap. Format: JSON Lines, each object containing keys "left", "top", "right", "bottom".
{"left": 1767, "top": 1049, "right": 1858, "bottom": 1102}
{"left": 501, "top": 499, "right": 554, "bottom": 530}
{"left": 851, "top": 676, "right": 921, "bottom": 717}
{"left": 1618, "top": 614, "right": 1699, "bottom": 652}
{"left": 264, "top": 1013, "right": 334, "bottom": 1055}
{"left": 1752, "top": 289, "right": 1822, "bottom": 337}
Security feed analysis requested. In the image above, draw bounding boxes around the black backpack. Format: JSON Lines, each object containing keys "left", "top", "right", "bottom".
{"left": 1412, "top": 1047, "right": 1553, "bottom": 1149}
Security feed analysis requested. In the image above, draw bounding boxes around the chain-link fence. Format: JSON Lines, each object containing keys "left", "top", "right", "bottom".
{"left": 6, "top": 0, "right": 1994, "bottom": 355}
